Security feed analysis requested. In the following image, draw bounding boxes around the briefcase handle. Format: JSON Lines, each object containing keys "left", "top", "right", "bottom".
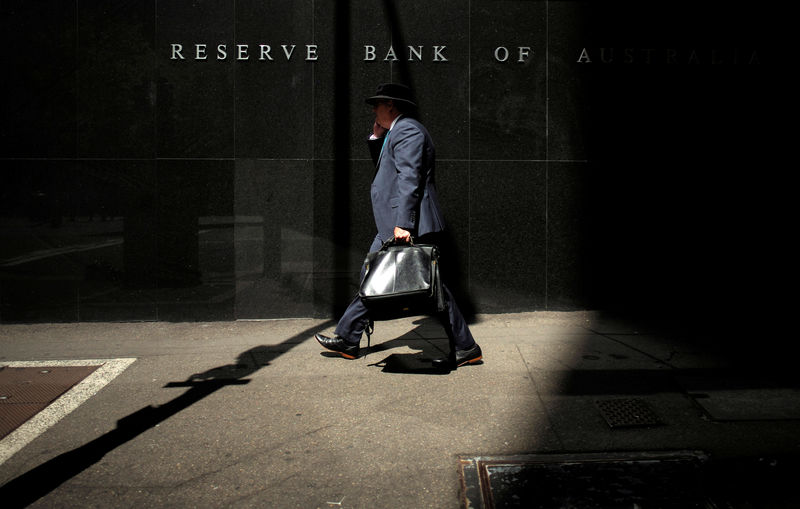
{"left": 380, "top": 237, "right": 416, "bottom": 250}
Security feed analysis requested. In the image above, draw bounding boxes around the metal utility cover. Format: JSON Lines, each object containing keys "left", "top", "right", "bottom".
{"left": 595, "top": 398, "right": 663, "bottom": 428}
{"left": 0, "top": 366, "right": 99, "bottom": 439}
{"left": 459, "top": 451, "right": 708, "bottom": 509}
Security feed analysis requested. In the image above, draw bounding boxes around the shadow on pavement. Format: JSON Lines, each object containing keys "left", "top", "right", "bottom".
{"left": 0, "top": 320, "right": 334, "bottom": 508}
{"left": 362, "top": 317, "right": 458, "bottom": 375}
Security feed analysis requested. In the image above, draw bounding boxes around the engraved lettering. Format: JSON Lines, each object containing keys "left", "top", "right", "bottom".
{"left": 577, "top": 47, "right": 761, "bottom": 65}
{"left": 281, "top": 44, "right": 296, "bottom": 60}
{"left": 624, "top": 48, "right": 634, "bottom": 64}
{"left": 408, "top": 45, "right": 423, "bottom": 61}
{"left": 384, "top": 45, "right": 398, "bottom": 61}
{"left": 495, "top": 46, "right": 509, "bottom": 62}
{"left": 666, "top": 48, "right": 677, "bottom": 64}
{"left": 171, "top": 43, "right": 185, "bottom": 60}
{"left": 170, "top": 41, "right": 529, "bottom": 65}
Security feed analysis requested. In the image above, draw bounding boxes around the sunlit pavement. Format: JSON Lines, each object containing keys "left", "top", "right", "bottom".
{"left": 1, "top": 312, "right": 798, "bottom": 508}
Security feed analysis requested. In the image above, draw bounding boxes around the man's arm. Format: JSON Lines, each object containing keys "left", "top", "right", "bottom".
{"left": 392, "top": 123, "right": 425, "bottom": 239}
{"left": 367, "top": 121, "right": 388, "bottom": 166}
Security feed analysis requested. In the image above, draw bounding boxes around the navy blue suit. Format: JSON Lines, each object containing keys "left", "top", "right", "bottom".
{"left": 370, "top": 117, "right": 444, "bottom": 240}
{"left": 334, "top": 116, "right": 476, "bottom": 351}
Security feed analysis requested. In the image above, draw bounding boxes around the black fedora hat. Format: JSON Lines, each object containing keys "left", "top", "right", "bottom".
{"left": 366, "top": 83, "right": 417, "bottom": 108}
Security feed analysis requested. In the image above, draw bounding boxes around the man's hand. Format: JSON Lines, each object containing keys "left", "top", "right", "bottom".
{"left": 373, "top": 121, "right": 388, "bottom": 139}
{"left": 393, "top": 227, "right": 412, "bottom": 243}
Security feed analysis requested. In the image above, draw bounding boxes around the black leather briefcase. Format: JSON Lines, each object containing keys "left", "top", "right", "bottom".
{"left": 358, "top": 239, "right": 445, "bottom": 318}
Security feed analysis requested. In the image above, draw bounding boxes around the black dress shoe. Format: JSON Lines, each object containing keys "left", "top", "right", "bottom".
{"left": 315, "top": 333, "right": 360, "bottom": 359}
{"left": 432, "top": 343, "right": 483, "bottom": 369}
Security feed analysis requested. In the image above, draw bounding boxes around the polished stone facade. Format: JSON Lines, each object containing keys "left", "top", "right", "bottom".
{"left": 0, "top": 2, "right": 774, "bottom": 323}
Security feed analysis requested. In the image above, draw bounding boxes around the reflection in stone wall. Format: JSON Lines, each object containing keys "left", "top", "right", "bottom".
{"left": 0, "top": 2, "right": 775, "bottom": 326}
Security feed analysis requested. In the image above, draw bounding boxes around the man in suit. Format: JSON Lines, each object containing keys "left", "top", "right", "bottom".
{"left": 314, "top": 83, "right": 482, "bottom": 370}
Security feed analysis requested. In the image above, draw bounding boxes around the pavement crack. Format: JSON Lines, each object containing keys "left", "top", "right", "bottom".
{"left": 305, "top": 424, "right": 335, "bottom": 436}
{"left": 516, "top": 344, "right": 565, "bottom": 449}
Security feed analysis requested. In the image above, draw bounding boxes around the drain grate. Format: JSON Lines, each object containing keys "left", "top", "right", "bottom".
{"left": 595, "top": 398, "right": 663, "bottom": 428}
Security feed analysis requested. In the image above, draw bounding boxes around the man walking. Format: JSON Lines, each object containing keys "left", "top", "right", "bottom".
{"left": 314, "top": 83, "right": 482, "bottom": 370}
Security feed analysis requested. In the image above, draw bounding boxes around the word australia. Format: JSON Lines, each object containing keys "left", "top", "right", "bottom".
{"left": 169, "top": 43, "right": 449, "bottom": 62}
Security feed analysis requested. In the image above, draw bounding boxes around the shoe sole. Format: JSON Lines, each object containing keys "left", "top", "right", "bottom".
{"left": 316, "top": 339, "right": 358, "bottom": 359}
{"left": 455, "top": 355, "right": 482, "bottom": 367}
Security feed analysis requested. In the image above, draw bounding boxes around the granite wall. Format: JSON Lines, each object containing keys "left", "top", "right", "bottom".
{"left": 0, "top": 1, "right": 775, "bottom": 326}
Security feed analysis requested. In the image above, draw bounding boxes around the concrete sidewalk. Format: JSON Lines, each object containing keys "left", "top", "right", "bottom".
{"left": 1, "top": 312, "right": 799, "bottom": 508}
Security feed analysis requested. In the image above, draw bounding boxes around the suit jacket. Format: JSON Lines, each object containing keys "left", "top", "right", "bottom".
{"left": 368, "top": 116, "right": 446, "bottom": 242}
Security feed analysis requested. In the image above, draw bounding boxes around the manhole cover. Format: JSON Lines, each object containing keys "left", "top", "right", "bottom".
{"left": 595, "top": 398, "right": 663, "bottom": 428}
{"left": 459, "top": 451, "right": 708, "bottom": 509}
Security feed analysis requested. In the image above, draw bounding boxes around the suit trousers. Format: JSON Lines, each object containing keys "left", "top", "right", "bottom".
{"left": 334, "top": 233, "right": 476, "bottom": 351}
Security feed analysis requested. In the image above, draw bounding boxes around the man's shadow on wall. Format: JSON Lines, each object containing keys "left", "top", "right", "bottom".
{"left": 0, "top": 320, "right": 335, "bottom": 509}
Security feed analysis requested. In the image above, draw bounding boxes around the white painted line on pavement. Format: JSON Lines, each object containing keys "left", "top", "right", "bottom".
{"left": 0, "top": 358, "right": 136, "bottom": 465}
